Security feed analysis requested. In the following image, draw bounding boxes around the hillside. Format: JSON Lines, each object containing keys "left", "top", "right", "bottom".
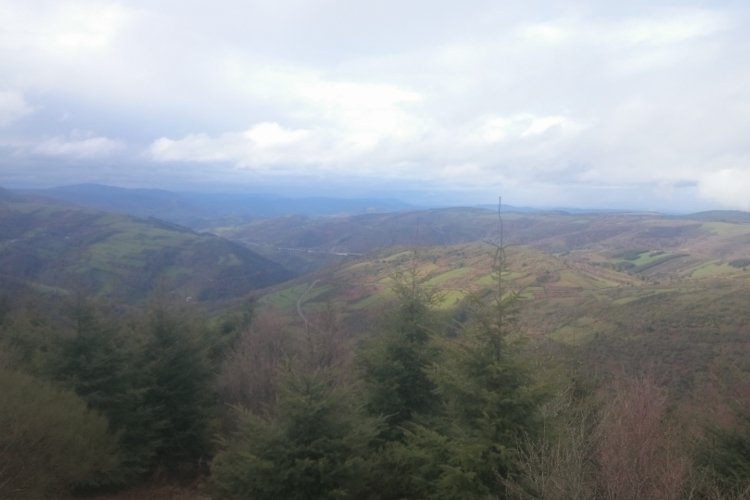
{"left": 29, "top": 184, "right": 414, "bottom": 228}
{"left": 218, "top": 207, "right": 750, "bottom": 274}
{"left": 0, "top": 193, "right": 293, "bottom": 303}
{"left": 252, "top": 209, "right": 750, "bottom": 395}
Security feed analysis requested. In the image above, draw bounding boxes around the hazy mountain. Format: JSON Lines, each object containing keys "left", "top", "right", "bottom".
{"left": 29, "top": 184, "right": 415, "bottom": 228}
{"left": 0, "top": 191, "right": 294, "bottom": 302}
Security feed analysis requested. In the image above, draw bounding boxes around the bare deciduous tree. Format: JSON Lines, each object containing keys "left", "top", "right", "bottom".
{"left": 217, "top": 310, "right": 294, "bottom": 414}
{"left": 594, "top": 374, "right": 691, "bottom": 500}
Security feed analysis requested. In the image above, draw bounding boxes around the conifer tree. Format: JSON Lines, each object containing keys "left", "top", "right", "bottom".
{"left": 140, "top": 303, "right": 215, "bottom": 472}
{"left": 379, "top": 227, "right": 542, "bottom": 498}
{"left": 54, "top": 298, "right": 160, "bottom": 479}
{"left": 417, "top": 238, "right": 542, "bottom": 497}
{"left": 358, "top": 269, "right": 440, "bottom": 440}
{"left": 212, "top": 365, "right": 377, "bottom": 500}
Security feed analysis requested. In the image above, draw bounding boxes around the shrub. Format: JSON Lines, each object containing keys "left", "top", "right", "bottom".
{"left": 0, "top": 367, "right": 120, "bottom": 498}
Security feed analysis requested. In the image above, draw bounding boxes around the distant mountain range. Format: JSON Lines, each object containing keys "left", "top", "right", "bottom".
{"left": 25, "top": 184, "right": 416, "bottom": 228}
{"left": 3, "top": 183, "right": 748, "bottom": 303}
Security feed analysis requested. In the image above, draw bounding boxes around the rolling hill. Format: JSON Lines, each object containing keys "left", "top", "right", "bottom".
{"left": 0, "top": 192, "right": 294, "bottom": 303}
{"left": 247, "top": 208, "right": 750, "bottom": 395}
{"left": 217, "top": 207, "right": 750, "bottom": 274}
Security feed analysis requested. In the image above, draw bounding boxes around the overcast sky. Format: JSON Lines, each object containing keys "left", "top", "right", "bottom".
{"left": 1, "top": 0, "right": 749, "bottom": 211}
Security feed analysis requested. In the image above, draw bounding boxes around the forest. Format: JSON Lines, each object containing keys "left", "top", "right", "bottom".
{"left": 2, "top": 189, "right": 750, "bottom": 499}
{"left": 3, "top": 265, "right": 750, "bottom": 499}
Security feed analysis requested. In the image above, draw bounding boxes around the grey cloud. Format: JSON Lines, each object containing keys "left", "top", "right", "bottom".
{"left": 1, "top": 1, "right": 749, "bottom": 211}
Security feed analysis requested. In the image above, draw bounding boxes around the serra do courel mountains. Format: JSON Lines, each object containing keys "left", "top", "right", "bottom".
{"left": 0, "top": 187, "right": 293, "bottom": 303}
{"left": 5, "top": 183, "right": 750, "bottom": 392}
{"left": 3, "top": 183, "right": 750, "bottom": 498}
{"left": 4, "top": 183, "right": 750, "bottom": 385}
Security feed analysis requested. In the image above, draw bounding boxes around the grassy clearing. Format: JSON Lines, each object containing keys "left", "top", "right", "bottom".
{"left": 351, "top": 288, "right": 394, "bottom": 310}
{"left": 260, "top": 283, "right": 311, "bottom": 310}
{"left": 382, "top": 251, "right": 413, "bottom": 262}
{"left": 702, "top": 221, "right": 750, "bottom": 236}
{"left": 689, "top": 261, "right": 737, "bottom": 279}
{"left": 550, "top": 317, "right": 601, "bottom": 345}
{"left": 611, "top": 288, "right": 673, "bottom": 306}
{"left": 424, "top": 267, "right": 471, "bottom": 286}
{"left": 435, "top": 289, "right": 466, "bottom": 309}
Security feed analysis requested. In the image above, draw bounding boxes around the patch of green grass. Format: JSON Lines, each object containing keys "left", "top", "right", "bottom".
{"left": 614, "top": 249, "right": 650, "bottom": 261}
{"left": 476, "top": 271, "right": 520, "bottom": 286}
{"left": 424, "top": 267, "right": 471, "bottom": 286}
{"left": 435, "top": 289, "right": 466, "bottom": 309}
{"left": 260, "top": 283, "right": 311, "bottom": 310}
{"left": 382, "top": 251, "right": 413, "bottom": 262}
{"left": 702, "top": 221, "right": 749, "bottom": 236}
{"left": 217, "top": 253, "right": 242, "bottom": 266}
{"left": 550, "top": 318, "right": 600, "bottom": 345}
{"left": 351, "top": 289, "right": 394, "bottom": 310}
{"left": 611, "top": 289, "right": 673, "bottom": 305}
{"left": 690, "top": 261, "right": 737, "bottom": 279}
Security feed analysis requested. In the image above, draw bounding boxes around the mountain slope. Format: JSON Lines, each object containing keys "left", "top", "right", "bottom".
{"left": 219, "top": 208, "right": 750, "bottom": 276}
{"left": 258, "top": 237, "right": 750, "bottom": 396}
{"left": 0, "top": 193, "right": 294, "bottom": 302}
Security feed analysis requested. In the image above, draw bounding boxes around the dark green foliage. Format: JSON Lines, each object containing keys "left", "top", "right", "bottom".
{"left": 359, "top": 271, "right": 441, "bottom": 439}
{"left": 140, "top": 304, "right": 216, "bottom": 472}
{"left": 418, "top": 296, "right": 542, "bottom": 497}
{"left": 54, "top": 298, "right": 160, "bottom": 478}
{"left": 357, "top": 260, "right": 543, "bottom": 499}
{"left": 52, "top": 298, "right": 217, "bottom": 478}
{"left": 729, "top": 257, "right": 750, "bottom": 268}
{"left": 212, "top": 368, "right": 377, "bottom": 500}
{"left": 0, "top": 366, "right": 120, "bottom": 498}
{"left": 697, "top": 409, "right": 750, "bottom": 496}
{"left": 0, "top": 293, "right": 62, "bottom": 375}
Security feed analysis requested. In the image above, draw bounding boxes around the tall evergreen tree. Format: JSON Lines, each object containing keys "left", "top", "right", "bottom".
{"left": 212, "top": 366, "right": 377, "bottom": 500}
{"left": 364, "top": 243, "right": 543, "bottom": 498}
{"left": 54, "top": 297, "right": 160, "bottom": 478}
{"left": 425, "top": 294, "right": 543, "bottom": 497}
{"left": 140, "top": 303, "right": 216, "bottom": 472}
{"left": 358, "top": 270, "right": 440, "bottom": 440}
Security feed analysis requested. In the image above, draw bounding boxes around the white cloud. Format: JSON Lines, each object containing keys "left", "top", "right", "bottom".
{"left": 0, "top": 1, "right": 129, "bottom": 54}
{"left": 0, "top": 90, "right": 32, "bottom": 126}
{"left": 698, "top": 167, "right": 750, "bottom": 211}
{"left": 226, "top": 65, "right": 426, "bottom": 149}
{"left": 618, "top": 10, "right": 726, "bottom": 46}
{"left": 519, "top": 21, "right": 570, "bottom": 45}
{"left": 244, "top": 122, "right": 309, "bottom": 148}
{"left": 149, "top": 123, "right": 319, "bottom": 169}
{"left": 0, "top": 1, "right": 748, "bottom": 210}
{"left": 33, "top": 136, "right": 124, "bottom": 158}
{"left": 480, "top": 114, "right": 583, "bottom": 142}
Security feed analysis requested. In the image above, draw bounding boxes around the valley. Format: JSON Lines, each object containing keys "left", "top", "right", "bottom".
{"left": 2, "top": 184, "right": 750, "bottom": 498}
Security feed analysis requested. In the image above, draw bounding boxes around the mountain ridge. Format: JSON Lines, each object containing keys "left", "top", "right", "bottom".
{"left": 0, "top": 191, "right": 294, "bottom": 303}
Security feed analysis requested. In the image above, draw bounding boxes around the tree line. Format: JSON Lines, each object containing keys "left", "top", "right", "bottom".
{"left": 1, "top": 273, "right": 750, "bottom": 498}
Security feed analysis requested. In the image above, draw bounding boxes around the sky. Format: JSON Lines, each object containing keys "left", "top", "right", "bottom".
{"left": 1, "top": 0, "right": 750, "bottom": 211}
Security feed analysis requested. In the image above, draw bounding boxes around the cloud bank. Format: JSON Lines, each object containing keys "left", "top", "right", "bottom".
{"left": 1, "top": 1, "right": 749, "bottom": 211}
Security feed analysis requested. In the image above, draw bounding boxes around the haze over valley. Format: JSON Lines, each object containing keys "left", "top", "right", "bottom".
{"left": 3, "top": 0, "right": 750, "bottom": 498}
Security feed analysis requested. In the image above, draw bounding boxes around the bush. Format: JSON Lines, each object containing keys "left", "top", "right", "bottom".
{"left": 0, "top": 367, "right": 120, "bottom": 498}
